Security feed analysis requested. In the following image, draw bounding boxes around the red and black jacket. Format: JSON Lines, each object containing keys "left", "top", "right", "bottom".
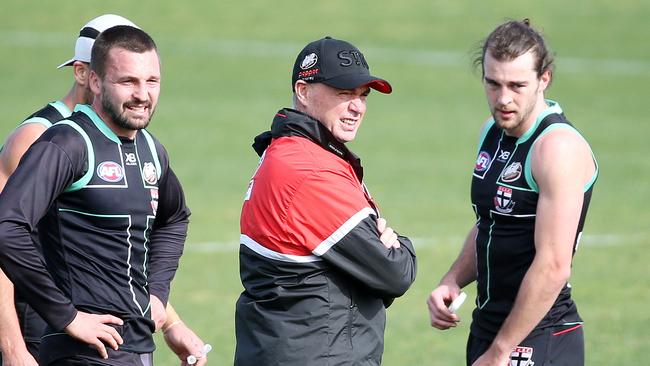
{"left": 235, "top": 108, "right": 417, "bottom": 366}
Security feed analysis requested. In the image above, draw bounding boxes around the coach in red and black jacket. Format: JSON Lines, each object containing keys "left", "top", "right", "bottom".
{"left": 235, "top": 37, "right": 417, "bottom": 366}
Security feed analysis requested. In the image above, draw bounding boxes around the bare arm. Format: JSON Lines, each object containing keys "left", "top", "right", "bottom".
{"left": 0, "top": 270, "right": 38, "bottom": 365}
{"left": 0, "top": 124, "right": 47, "bottom": 365}
{"left": 427, "top": 225, "right": 478, "bottom": 329}
{"left": 473, "top": 129, "right": 595, "bottom": 365}
{"left": 0, "top": 124, "right": 48, "bottom": 191}
{"left": 162, "top": 303, "right": 209, "bottom": 366}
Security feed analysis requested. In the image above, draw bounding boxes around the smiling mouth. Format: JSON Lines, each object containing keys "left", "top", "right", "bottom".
{"left": 125, "top": 103, "right": 150, "bottom": 115}
{"left": 340, "top": 118, "right": 357, "bottom": 126}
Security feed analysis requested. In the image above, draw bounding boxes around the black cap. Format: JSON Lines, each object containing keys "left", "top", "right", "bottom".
{"left": 291, "top": 36, "right": 392, "bottom": 94}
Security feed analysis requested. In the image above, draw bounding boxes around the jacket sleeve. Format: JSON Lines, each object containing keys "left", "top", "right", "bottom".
{"left": 285, "top": 169, "right": 417, "bottom": 299}
{"left": 0, "top": 127, "right": 85, "bottom": 331}
{"left": 147, "top": 144, "right": 190, "bottom": 306}
{"left": 319, "top": 217, "right": 416, "bottom": 298}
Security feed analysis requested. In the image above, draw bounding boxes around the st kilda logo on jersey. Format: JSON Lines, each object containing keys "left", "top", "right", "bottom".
{"left": 509, "top": 346, "right": 534, "bottom": 366}
{"left": 150, "top": 188, "right": 159, "bottom": 215}
{"left": 97, "top": 161, "right": 124, "bottom": 183}
{"left": 494, "top": 185, "right": 515, "bottom": 214}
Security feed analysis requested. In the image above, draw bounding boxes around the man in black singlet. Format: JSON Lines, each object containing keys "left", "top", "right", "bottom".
{"left": 0, "top": 26, "right": 192, "bottom": 366}
{"left": 427, "top": 19, "right": 598, "bottom": 366}
{"left": 0, "top": 16, "right": 208, "bottom": 366}
{"left": 0, "top": 15, "right": 137, "bottom": 365}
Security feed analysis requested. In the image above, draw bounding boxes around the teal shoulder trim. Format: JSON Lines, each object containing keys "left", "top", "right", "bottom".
{"left": 57, "top": 121, "right": 95, "bottom": 192}
{"left": 476, "top": 118, "right": 496, "bottom": 154}
{"left": 585, "top": 156, "right": 599, "bottom": 191}
{"left": 140, "top": 129, "right": 162, "bottom": 179}
{"left": 524, "top": 123, "right": 598, "bottom": 193}
{"left": 19, "top": 117, "right": 52, "bottom": 128}
{"left": 74, "top": 104, "right": 121, "bottom": 145}
{"left": 518, "top": 100, "right": 563, "bottom": 144}
{"left": 49, "top": 100, "right": 72, "bottom": 119}
{"left": 524, "top": 149, "right": 538, "bottom": 192}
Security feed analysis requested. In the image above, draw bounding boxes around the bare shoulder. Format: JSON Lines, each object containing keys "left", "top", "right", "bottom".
{"left": 531, "top": 127, "right": 595, "bottom": 187}
{"left": 535, "top": 127, "right": 593, "bottom": 161}
{"left": 0, "top": 123, "right": 49, "bottom": 177}
{"left": 4, "top": 123, "right": 49, "bottom": 148}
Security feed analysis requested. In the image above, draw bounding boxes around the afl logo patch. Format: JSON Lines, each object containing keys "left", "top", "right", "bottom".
{"left": 300, "top": 53, "right": 318, "bottom": 69}
{"left": 97, "top": 161, "right": 124, "bottom": 182}
{"left": 143, "top": 162, "right": 157, "bottom": 185}
{"left": 501, "top": 162, "right": 522, "bottom": 182}
{"left": 475, "top": 151, "right": 491, "bottom": 172}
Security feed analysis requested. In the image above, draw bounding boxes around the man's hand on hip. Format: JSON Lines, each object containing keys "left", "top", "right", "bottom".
{"left": 64, "top": 311, "right": 124, "bottom": 359}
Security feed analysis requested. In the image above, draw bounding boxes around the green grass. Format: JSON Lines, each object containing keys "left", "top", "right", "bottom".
{"left": 1, "top": 1, "right": 649, "bottom": 365}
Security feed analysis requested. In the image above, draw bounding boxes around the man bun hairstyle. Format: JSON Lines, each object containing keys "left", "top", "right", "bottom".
{"left": 91, "top": 25, "right": 158, "bottom": 78}
{"left": 474, "top": 18, "right": 555, "bottom": 79}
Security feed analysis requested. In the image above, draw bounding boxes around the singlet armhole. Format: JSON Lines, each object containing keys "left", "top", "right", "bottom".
{"left": 57, "top": 121, "right": 94, "bottom": 193}
{"left": 524, "top": 124, "right": 598, "bottom": 193}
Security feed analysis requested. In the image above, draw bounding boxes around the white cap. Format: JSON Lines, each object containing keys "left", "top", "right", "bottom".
{"left": 57, "top": 14, "right": 139, "bottom": 69}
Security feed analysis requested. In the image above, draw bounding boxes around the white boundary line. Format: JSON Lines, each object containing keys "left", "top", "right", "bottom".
{"left": 1, "top": 32, "right": 649, "bottom": 76}
{"left": 184, "top": 233, "right": 648, "bottom": 253}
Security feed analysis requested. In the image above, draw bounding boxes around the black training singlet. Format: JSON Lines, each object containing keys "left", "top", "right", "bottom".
{"left": 469, "top": 101, "right": 598, "bottom": 340}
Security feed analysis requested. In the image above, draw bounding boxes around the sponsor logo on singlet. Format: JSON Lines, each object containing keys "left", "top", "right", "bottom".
{"left": 509, "top": 346, "right": 534, "bottom": 366}
{"left": 497, "top": 149, "right": 511, "bottom": 162}
{"left": 97, "top": 161, "right": 124, "bottom": 183}
{"left": 501, "top": 161, "right": 522, "bottom": 182}
{"left": 475, "top": 151, "right": 491, "bottom": 172}
{"left": 125, "top": 152, "right": 137, "bottom": 166}
{"left": 150, "top": 188, "right": 159, "bottom": 215}
{"left": 143, "top": 162, "right": 157, "bottom": 185}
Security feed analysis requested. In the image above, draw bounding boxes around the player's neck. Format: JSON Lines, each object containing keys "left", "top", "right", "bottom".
{"left": 60, "top": 87, "right": 77, "bottom": 112}
{"left": 61, "top": 84, "right": 89, "bottom": 112}
{"left": 506, "top": 98, "right": 549, "bottom": 138}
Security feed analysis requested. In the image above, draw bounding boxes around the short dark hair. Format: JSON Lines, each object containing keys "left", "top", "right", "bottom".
{"left": 474, "top": 19, "right": 554, "bottom": 79}
{"left": 91, "top": 25, "right": 158, "bottom": 78}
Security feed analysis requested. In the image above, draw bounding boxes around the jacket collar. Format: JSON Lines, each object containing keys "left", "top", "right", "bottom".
{"left": 252, "top": 108, "right": 364, "bottom": 181}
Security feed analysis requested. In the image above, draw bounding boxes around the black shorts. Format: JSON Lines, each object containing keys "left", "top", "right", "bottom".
{"left": 39, "top": 333, "right": 153, "bottom": 366}
{"left": 47, "top": 353, "right": 153, "bottom": 366}
{"left": 467, "top": 324, "right": 584, "bottom": 366}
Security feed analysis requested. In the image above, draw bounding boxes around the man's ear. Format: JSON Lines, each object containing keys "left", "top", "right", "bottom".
{"left": 539, "top": 69, "right": 551, "bottom": 93}
{"left": 88, "top": 69, "right": 101, "bottom": 95}
{"left": 72, "top": 61, "right": 90, "bottom": 86}
{"left": 294, "top": 80, "right": 309, "bottom": 105}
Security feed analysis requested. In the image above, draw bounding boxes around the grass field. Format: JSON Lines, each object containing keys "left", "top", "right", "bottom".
{"left": 1, "top": 1, "right": 649, "bottom": 364}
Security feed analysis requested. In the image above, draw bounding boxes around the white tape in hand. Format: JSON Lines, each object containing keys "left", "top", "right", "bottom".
{"left": 187, "top": 344, "right": 213, "bottom": 365}
{"left": 448, "top": 292, "right": 467, "bottom": 314}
